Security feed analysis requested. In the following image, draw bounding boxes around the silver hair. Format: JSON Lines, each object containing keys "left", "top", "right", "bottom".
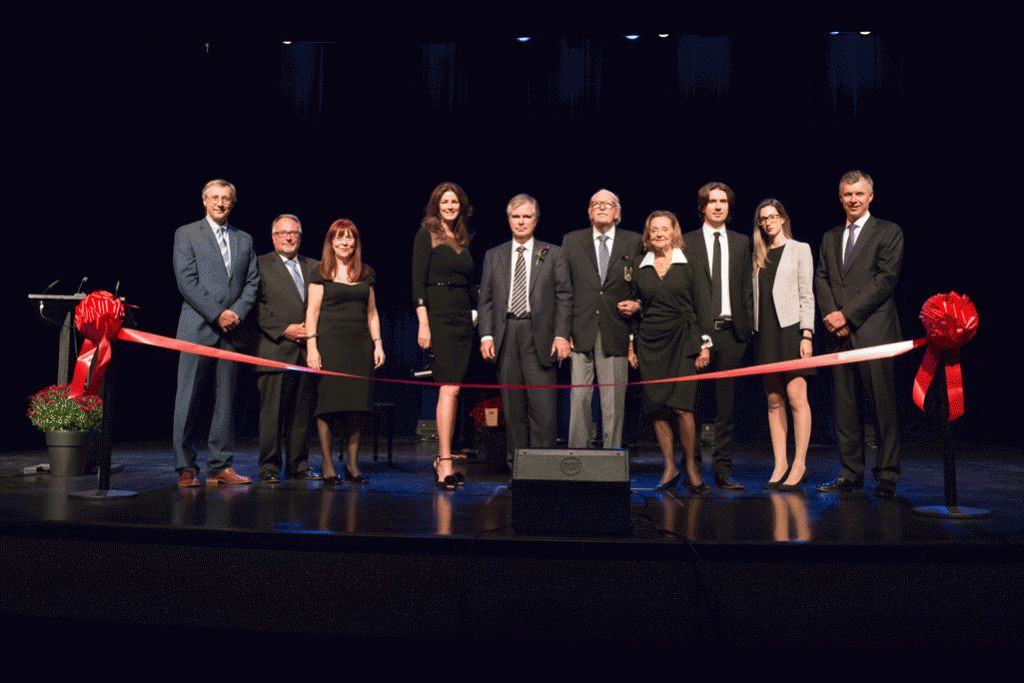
{"left": 271, "top": 214, "right": 302, "bottom": 233}
{"left": 506, "top": 194, "right": 539, "bottom": 220}
{"left": 202, "top": 179, "right": 237, "bottom": 202}
{"left": 590, "top": 188, "right": 622, "bottom": 226}
{"left": 839, "top": 170, "right": 873, "bottom": 193}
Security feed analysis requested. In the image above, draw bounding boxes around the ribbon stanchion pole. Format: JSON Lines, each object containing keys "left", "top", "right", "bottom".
{"left": 910, "top": 293, "right": 987, "bottom": 519}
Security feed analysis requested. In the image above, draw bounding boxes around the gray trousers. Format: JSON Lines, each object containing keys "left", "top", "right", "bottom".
{"left": 568, "top": 334, "right": 627, "bottom": 449}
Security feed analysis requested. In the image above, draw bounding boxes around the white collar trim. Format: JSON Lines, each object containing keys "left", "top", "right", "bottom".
{"left": 639, "top": 248, "right": 687, "bottom": 268}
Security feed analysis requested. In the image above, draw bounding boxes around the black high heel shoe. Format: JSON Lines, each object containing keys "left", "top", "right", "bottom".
{"left": 764, "top": 466, "right": 792, "bottom": 490}
{"left": 344, "top": 468, "right": 369, "bottom": 484}
{"left": 433, "top": 457, "right": 458, "bottom": 490}
{"left": 655, "top": 472, "right": 681, "bottom": 491}
{"left": 683, "top": 477, "right": 710, "bottom": 494}
{"left": 777, "top": 470, "right": 809, "bottom": 492}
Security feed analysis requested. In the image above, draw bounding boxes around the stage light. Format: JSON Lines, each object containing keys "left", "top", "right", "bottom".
{"left": 658, "top": 34, "right": 669, "bottom": 38}
{"left": 516, "top": 37, "right": 530, "bottom": 42}
{"left": 625, "top": 35, "right": 639, "bottom": 40}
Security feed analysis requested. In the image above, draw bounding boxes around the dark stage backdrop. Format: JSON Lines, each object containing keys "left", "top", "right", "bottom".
{"left": 10, "top": 33, "right": 1009, "bottom": 454}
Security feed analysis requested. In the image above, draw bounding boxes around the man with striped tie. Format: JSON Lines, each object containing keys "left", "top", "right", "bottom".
{"left": 479, "top": 194, "right": 572, "bottom": 472}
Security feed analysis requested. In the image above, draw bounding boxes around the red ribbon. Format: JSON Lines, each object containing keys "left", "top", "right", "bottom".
{"left": 68, "top": 291, "right": 125, "bottom": 396}
{"left": 913, "top": 292, "right": 978, "bottom": 421}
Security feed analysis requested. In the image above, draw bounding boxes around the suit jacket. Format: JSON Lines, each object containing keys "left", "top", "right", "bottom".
{"left": 683, "top": 228, "right": 754, "bottom": 343}
{"left": 561, "top": 227, "right": 643, "bottom": 356}
{"left": 753, "top": 239, "right": 815, "bottom": 333}
{"left": 478, "top": 240, "right": 571, "bottom": 368}
{"left": 814, "top": 215, "right": 903, "bottom": 350}
{"left": 254, "top": 252, "right": 320, "bottom": 373}
{"left": 173, "top": 218, "right": 259, "bottom": 349}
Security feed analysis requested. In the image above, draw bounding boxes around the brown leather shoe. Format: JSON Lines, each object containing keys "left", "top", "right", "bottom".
{"left": 178, "top": 471, "right": 200, "bottom": 488}
{"left": 206, "top": 467, "right": 253, "bottom": 485}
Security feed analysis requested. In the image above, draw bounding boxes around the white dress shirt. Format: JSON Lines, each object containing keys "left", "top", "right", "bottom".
{"left": 702, "top": 223, "right": 731, "bottom": 319}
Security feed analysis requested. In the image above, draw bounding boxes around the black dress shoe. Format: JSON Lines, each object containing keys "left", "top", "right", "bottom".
{"left": 714, "top": 477, "right": 744, "bottom": 490}
{"left": 288, "top": 470, "right": 323, "bottom": 481}
{"left": 874, "top": 480, "right": 896, "bottom": 499}
{"left": 816, "top": 477, "right": 861, "bottom": 493}
{"left": 655, "top": 472, "right": 681, "bottom": 491}
{"left": 260, "top": 472, "right": 281, "bottom": 482}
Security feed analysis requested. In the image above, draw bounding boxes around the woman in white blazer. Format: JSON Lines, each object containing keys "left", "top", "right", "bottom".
{"left": 752, "top": 199, "right": 814, "bottom": 492}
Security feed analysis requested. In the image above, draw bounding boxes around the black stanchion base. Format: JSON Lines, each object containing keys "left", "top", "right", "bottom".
{"left": 912, "top": 505, "right": 991, "bottom": 519}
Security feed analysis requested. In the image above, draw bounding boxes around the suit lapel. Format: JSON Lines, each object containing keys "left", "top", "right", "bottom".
{"left": 496, "top": 242, "right": 512, "bottom": 310}
{"left": 529, "top": 241, "right": 546, "bottom": 293}
{"left": 844, "top": 216, "right": 874, "bottom": 274}
{"left": 694, "top": 231, "right": 712, "bottom": 283}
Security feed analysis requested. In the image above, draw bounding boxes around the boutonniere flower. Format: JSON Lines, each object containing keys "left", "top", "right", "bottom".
{"left": 537, "top": 246, "right": 551, "bottom": 265}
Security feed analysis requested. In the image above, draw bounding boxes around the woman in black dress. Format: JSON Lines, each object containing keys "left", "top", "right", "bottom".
{"left": 753, "top": 199, "right": 814, "bottom": 492}
{"left": 412, "top": 182, "right": 474, "bottom": 489}
{"left": 627, "top": 211, "right": 710, "bottom": 493}
{"left": 306, "top": 219, "right": 385, "bottom": 485}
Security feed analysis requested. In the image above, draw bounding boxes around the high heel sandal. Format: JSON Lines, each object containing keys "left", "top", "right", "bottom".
{"left": 433, "top": 457, "right": 458, "bottom": 490}
{"left": 655, "top": 472, "right": 681, "bottom": 491}
{"left": 777, "top": 469, "right": 809, "bottom": 493}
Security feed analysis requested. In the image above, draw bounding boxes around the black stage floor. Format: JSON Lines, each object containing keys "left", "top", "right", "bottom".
{"left": 3, "top": 439, "right": 1022, "bottom": 647}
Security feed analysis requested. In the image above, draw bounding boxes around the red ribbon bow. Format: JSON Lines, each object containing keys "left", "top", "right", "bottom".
{"left": 913, "top": 292, "right": 978, "bottom": 421}
{"left": 68, "top": 291, "right": 125, "bottom": 397}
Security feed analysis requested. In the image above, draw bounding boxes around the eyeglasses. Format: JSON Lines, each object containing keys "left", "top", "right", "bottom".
{"left": 273, "top": 231, "right": 301, "bottom": 238}
{"left": 590, "top": 201, "right": 618, "bottom": 210}
{"left": 758, "top": 215, "right": 782, "bottom": 225}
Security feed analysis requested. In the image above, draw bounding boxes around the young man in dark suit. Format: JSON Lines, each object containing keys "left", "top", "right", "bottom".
{"left": 682, "top": 182, "right": 754, "bottom": 490}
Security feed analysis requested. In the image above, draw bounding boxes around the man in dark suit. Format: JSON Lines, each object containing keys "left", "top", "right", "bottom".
{"left": 815, "top": 170, "right": 904, "bottom": 499}
{"left": 562, "top": 189, "right": 643, "bottom": 450}
{"left": 254, "top": 214, "right": 321, "bottom": 482}
{"left": 682, "top": 182, "right": 754, "bottom": 490}
{"left": 479, "top": 194, "right": 572, "bottom": 471}
{"left": 172, "top": 179, "right": 259, "bottom": 487}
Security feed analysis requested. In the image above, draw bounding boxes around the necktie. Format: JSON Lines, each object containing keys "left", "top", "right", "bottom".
{"left": 598, "top": 235, "right": 610, "bottom": 283}
{"left": 218, "top": 226, "right": 232, "bottom": 274}
{"left": 287, "top": 259, "right": 305, "bottom": 301}
{"left": 711, "top": 232, "right": 722, "bottom": 319}
{"left": 510, "top": 246, "right": 527, "bottom": 317}
{"left": 843, "top": 224, "right": 856, "bottom": 267}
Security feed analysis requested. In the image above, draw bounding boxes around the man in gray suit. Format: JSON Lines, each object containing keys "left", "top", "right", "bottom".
{"left": 815, "top": 170, "right": 904, "bottom": 498}
{"left": 682, "top": 182, "right": 754, "bottom": 490}
{"left": 479, "top": 194, "right": 572, "bottom": 471}
{"left": 254, "top": 214, "right": 321, "bottom": 482}
{"left": 172, "top": 179, "right": 259, "bottom": 487}
{"left": 561, "top": 189, "right": 643, "bottom": 450}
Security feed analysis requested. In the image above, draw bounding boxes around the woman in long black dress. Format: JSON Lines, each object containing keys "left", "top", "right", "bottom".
{"left": 306, "top": 219, "right": 385, "bottom": 485}
{"left": 412, "top": 182, "right": 474, "bottom": 489}
{"left": 627, "top": 211, "right": 710, "bottom": 493}
{"left": 752, "top": 199, "right": 814, "bottom": 492}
